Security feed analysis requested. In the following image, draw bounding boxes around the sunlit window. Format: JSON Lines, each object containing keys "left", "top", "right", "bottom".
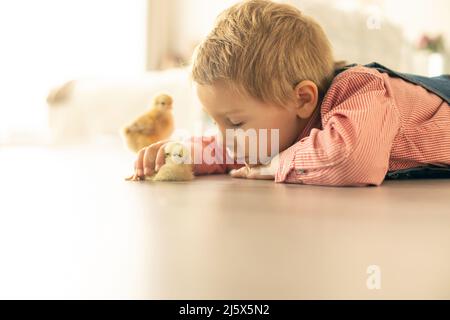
{"left": 0, "top": 0, "right": 146, "bottom": 143}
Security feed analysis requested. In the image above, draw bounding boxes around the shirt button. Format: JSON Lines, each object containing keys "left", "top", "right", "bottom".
{"left": 296, "top": 169, "right": 305, "bottom": 174}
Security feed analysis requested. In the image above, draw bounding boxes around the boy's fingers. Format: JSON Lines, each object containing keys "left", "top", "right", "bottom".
{"left": 135, "top": 148, "right": 146, "bottom": 177}
{"left": 143, "top": 147, "right": 156, "bottom": 176}
{"left": 125, "top": 173, "right": 139, "bottom": 181}
{"left": 230, "top": 166, "right": 274, "bottom": 180}
{"left": 246, "top": 167, "right": 274, "bottom": 180}
{"left": 143, "top": 140, "right": 169, "bottom": 176}
{"left": 155, "top": 144, "right": 167, "bottom": 171}
{"left": 229, "top": 166, "right": 249, "bottom": 179}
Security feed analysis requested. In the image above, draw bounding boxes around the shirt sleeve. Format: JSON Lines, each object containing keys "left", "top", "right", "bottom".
{"left": 275, "top": 72, "right": 400, "bottom": 187}
{"left": 187, "top": 135, "right": 245, "bottom": 176}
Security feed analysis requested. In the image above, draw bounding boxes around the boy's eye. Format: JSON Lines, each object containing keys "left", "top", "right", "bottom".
{"left": 228, "top": 119, "right": 243, "bottom": 127}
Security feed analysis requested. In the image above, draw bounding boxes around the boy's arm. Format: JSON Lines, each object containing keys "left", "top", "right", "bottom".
{"left": 276, "top": 73, "right": 400, "bottom": 187}
{"left": 187, "top": 135, "right": 245, "bottom": 176}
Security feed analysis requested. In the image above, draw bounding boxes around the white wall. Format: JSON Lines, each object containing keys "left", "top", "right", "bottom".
{"left": 170, "top": 0, "right": 240, "bottom": 57}
{"left": 383, "top": 0, "right": 450, "bottom": 45}
{"left": 0, "top": 0, "right": 147, "bottom": 143}
{"left": 167, "top": 0, "right": 450, "bottom": 72}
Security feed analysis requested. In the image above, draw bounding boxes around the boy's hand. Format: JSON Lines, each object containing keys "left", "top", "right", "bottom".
{"left": 125, "top": 139, "right": 173, "bottom": 181}
{"left": 229, "top": 154, "right": 280, "bottom": 180}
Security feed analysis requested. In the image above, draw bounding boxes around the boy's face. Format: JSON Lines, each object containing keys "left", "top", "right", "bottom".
{"left": 196, "top": 81, "right": 307, "bottom": 165}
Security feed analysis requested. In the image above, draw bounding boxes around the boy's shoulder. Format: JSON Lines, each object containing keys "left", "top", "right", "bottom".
{"left": 334, "top": 64, "right": 385, "bottom": 82}
{"left": 323, "top": 65, "right": 387, "bottom": 107}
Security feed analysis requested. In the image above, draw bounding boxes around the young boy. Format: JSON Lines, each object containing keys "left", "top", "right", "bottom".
{"left": 129, "top": 0, "right": 450, "bottom": 187}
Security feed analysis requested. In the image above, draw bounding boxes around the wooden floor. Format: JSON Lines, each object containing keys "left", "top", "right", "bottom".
{"left": 1, "top": 141, "right": 450, "bottom": 299}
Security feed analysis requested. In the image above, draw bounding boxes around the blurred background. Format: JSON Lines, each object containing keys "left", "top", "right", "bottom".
{"left": 0, "top": 0, "right": 449, "bottom": 147}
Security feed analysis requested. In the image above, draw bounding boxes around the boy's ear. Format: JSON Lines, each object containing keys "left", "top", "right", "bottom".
{"left": 293, "top": 80, "right": 319, "bottom": 119}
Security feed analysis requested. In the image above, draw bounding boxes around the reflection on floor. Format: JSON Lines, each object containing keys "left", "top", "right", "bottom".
{"left": 1, "top": 142, "right": 449, "bottom": 299}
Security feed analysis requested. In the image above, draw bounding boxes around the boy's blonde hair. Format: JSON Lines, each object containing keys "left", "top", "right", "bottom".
{"left": 191, "top": 0, "right": 337, "bottom": 107}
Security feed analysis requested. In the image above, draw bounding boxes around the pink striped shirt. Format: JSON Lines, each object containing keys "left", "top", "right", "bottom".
{"left": 192, "top": 65, "right": 450, "bottom": 186}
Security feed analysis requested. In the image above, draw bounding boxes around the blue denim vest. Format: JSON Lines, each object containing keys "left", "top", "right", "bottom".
{"left": 334, "top": 62, "right": 450, "bottom": 180}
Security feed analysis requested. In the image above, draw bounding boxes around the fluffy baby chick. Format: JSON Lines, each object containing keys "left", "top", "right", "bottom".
{"left": 152, "top": 141, "right": 194, "bottom": 181}
{"left": 125, "top": 141, "right": 194, "bottom": 182}
{"left": 121, "top": 93, "right": 174, "bottom": 153}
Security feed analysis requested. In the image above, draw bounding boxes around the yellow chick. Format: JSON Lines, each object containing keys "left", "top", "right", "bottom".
{"left": 152, "top": 141, "right": 194, "bottom": 181}
{"left": 125, "top": 141, "right": 194, "bottom": 182}
{"left": 121, "top": 93, "right": 174, "bottom": 153}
